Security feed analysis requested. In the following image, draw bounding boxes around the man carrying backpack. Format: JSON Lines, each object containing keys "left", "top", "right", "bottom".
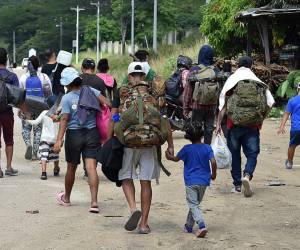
{"left": 19, "top": 55, "right": 52, "bottom": 160}
{"left": 122, "top": 50, "right": 156, "bottom": 86}
{"left": 109, "top": 62, "right": 174, "bottom": 234}
{"left": 165, "top": 55, "right": 192, "bottom": 100}
{"left": 216, "top": 56, "right": 275, "bottom": 197}
{"left": 183, "top": 45, "right": 219, "bottom": 145}
{"left": 0, "top": 48, "right": 19, "bottom": 177}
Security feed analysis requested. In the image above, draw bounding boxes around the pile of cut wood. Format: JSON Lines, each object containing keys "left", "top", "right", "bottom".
{"left": 215, "top": 58, "right": 290, "bottom": 94}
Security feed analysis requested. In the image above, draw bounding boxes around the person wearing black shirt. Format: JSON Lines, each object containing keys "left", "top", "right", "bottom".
{"left": 41, "top": 49, "right": 57, "bottom": 78}
{"left": 80, "top": 58, "right": 106, "bottom": 95}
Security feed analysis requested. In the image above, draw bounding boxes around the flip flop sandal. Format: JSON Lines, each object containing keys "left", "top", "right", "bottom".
{"left": 89, "top": 206, "right": 100, "bottom": 214}
{"left": 56, "top": 191, "right": 71, "bottom": 207}
{"left": 124, "top": 210, "right": 142, "bottom": 231}
{"left": 138, "top": 225, "right": 151, "bottom": 234}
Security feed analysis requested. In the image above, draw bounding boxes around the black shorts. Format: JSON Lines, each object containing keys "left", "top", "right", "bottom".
{"left": 290, "top": 131, "right": 300, "bottom": 146}
{"left": 65, "top": 128, "right": 101, "bottom": 166}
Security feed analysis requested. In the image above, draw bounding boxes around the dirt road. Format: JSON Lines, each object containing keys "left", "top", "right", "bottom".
{"left": 1, "top": 117, "right": 300, "bottom": 250}
{"left": 1, "top": 68, "right": 300, "bottom": 250}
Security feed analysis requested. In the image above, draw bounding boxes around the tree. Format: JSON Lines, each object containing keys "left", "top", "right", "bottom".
{"left": 200, "top": 0, "right": 254, "bottom": 57}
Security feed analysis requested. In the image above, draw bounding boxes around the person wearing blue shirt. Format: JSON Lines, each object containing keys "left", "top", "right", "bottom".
{"left": 166, "top": 123, "right": 217, "bottom": 238}
{"left": 278, "top": 82, "right": 300, "bottom": 169}
{"left": 53, "top": 67, "right": 108, "bottom": 213}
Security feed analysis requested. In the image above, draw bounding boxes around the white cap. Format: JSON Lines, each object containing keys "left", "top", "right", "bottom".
{"left": 128, "top": 62, "right": 145, "bottom": 75}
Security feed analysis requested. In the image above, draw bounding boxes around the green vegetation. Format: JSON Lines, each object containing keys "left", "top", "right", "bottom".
{"left": 276, "top": 71, "right": 300, "bottom": 98}
{"left": 0, "top": 0, "right": 205, "bottom": 62}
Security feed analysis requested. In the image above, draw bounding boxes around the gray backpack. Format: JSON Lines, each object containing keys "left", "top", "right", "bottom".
{"left": 189, "top": 65, "right": 219, "bottom": 105}
{"left": 227, "top": 80, "right": 268, "bottom": 126}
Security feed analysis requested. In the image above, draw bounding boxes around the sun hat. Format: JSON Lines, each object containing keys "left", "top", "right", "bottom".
{"left": 60, "top": 67, "right": 80, "bottom": 86}
{"left": 128, "top": 62, "right": 145, "bottom": 75}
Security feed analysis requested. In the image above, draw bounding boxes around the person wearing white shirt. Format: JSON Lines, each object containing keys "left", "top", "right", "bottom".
{"left": 26, "top": 110, "right": 60, "bottom": 180}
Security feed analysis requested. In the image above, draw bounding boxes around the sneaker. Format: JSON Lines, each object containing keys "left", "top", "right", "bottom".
{"left": 25, "top": 145, "right": 32, "bottom": 160}
{"left": 5, "top": 168, "right": 18, "bottom": 176}
{"left": 195, "top": 228, "right": 207, "bottom": 238}
{"left": 231, "top": 185, "right": 242, "bottom": 193}
{"left": 53, "top": 167, "right": 60, "bottom": 177}
{"left": 41, "top": 172, "right": 47, "bottom": 180}
{"left": 183, "top": 224, "right": 193, "bottom": 233}
{"left": 285, "top": 159, "right": 293, "bottom": 170}
{"left": 242, "top": 175, "right": 253, "bottom": 198}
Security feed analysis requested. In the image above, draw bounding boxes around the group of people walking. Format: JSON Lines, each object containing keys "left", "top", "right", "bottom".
{"left": 0, "top": 44, "right": 298, "bottom": 238}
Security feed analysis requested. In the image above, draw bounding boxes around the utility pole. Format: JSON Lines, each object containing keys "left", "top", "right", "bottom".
{"left": 71, "top": 6, "right": 85, "bottom": 64}
{"left": 153, "top": 0, "right": 157, "bottom": 53}
{"left": 56, "top": 17, "right": 63, "bottom": 50}
{"left": 13, "top": 30, "right": 16, "bottom": 65}
{"left": 131, "top": 0, "right": 135, "bottom": 54}
{"left": 91, "top": 1, "right": 100, "bottom": 63}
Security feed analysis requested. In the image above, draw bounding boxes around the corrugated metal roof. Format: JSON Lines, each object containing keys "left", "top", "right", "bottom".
{"left": 236, "top": 6, "right": 300, "bottom": 21}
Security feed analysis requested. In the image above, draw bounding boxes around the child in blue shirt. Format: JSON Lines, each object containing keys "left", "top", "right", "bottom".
{"left": 166, "top": 123, "right": 217, "bottom": 238}
{"left": 278, "top": 82, "right": 300, "bottom": 169}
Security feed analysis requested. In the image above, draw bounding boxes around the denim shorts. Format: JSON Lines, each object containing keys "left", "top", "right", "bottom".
{"left": 290, "top": 131, "right": 300, "bottom": 146}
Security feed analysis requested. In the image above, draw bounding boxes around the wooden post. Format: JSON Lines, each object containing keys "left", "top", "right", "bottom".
{"left": 256, "top": 19, "right": 270, "bottom": 66}
{"left": 246, "top": 22, "right": 252, "bottom": 57}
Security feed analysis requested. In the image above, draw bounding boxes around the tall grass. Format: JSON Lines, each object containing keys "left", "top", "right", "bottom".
{"left": 75, "top": 39, "right": 204, "bottom": 84}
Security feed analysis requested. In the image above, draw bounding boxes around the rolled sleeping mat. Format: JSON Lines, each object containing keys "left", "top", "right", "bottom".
{"left": 6, "top": 84, "right": 26, "bottom": 107}
{"left": 46, "top": 93, "right": 64, "bottom": 117}
{"left": 24, "top": 95, "right": 49, "bottom": 117}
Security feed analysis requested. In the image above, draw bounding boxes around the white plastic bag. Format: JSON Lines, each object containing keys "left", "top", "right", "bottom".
{"left": 211, "top": 135, "right": 232, "bottom": 169}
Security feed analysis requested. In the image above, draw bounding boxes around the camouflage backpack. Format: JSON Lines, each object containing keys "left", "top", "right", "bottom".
{"left": 114, "top": 80, "right": 169, "bottom": 148}
{"left": 189, "top": 65, "right": 219, "bottom": 105}
{"left": 227, "top": 80, "right": 268, "bottom": 126}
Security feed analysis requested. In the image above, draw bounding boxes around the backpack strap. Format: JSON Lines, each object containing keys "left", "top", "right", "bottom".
{"left": 137, "top": 94, "right": 144, "bottom": 125}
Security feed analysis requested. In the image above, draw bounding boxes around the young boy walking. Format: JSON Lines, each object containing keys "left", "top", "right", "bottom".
{"left": 278, "top": 82, "right": 300, "bottom": 169}
{"left": 26, "top": 109, "right": 60, "bottom": 180}
{"left": 166, "top": 124, "right": 217, "bottom": 238}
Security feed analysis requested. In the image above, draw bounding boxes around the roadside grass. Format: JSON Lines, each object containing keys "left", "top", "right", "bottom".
{"left": 74, "top": 39, "right": 205, "bottom": 84}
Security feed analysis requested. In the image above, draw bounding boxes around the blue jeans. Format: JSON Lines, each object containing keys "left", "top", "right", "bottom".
{"left": 185, "top": 185, "right": 207, "bottom": 229}
{"left": 227, "top": 127, "right": 260, "bottom": 186}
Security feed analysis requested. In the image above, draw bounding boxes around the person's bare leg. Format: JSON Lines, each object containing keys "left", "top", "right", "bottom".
{"left": 288, "top": 145, "right": 297, "bottom": 163}
{"left": 122, "top": 179, "right": 137, "bottom": 212}
{"left": 41, "top": 160, "right": 47, "bottom": 172}
{"left": 85, "top": 158, "right": 99, "bottom": 207}
{"left": 54, "top": 161, "right": 59, "bottom": 168}
{"left": 5, "top": 145, "right": 13, "bottom": 170}
{"left": 63, "top": 162, "right": 77, "bottom": 203}
{"left": 139, "top": 180, "right": 152, "bottom": 228}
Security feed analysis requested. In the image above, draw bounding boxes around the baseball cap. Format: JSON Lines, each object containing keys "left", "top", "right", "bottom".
{"left": 128, "top": 62, "right": 145, "bottom": 75}
{"left": 82, "top": 58, "right": 96, "bottom": 69}
{"left": 61, "top": 67, "right": 80, "bottom": 86}
{"left": 238, "top": 56, "right": 253, "bottom": 68}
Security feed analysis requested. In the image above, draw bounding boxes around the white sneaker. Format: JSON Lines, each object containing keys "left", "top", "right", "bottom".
{"left": 242, "top": 175, "right": 253, "bottom": 198}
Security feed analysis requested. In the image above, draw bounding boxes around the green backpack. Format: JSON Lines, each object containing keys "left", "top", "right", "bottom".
{"left": 114, "top": 81, "right": 168, "bottom": 148}
{"left": 227, "top": 80, "right": 268, "bottom": 126}
{"left": 189, "top": 65, "right": 219, "bottom": 105}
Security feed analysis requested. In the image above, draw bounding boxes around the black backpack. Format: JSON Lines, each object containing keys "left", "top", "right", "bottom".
{"left": 165, "top": 69, "right": 183, "bottom": 98}
{"left": 0, "top": 75, "right": 9, "bottom": 112}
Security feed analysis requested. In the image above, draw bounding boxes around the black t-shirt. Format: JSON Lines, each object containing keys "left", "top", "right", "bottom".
{"left": 80, "top": 73, "right": 106, "bottom": 96}
{"left": 41, "top": 63, "right": 57, "bottom": 78}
